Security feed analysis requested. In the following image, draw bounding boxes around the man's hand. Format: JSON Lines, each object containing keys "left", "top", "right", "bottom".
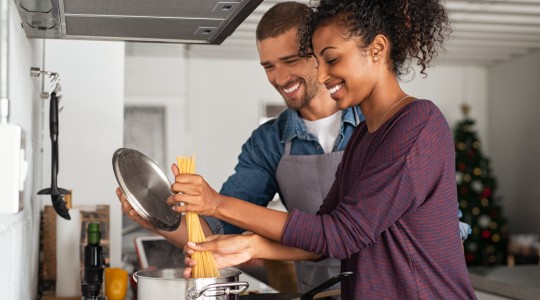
{"left": 115, "top": 187, "right": 156, "bottom": 232}
{"left": 167, "top": 164, "right": 223, "bottom": 217}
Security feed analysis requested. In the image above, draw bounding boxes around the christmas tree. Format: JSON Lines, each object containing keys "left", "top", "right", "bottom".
{"left": 454, "top": 103, "right": 509, "bottom": 266}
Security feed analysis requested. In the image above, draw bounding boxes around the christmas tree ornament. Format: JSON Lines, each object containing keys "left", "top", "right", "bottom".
{"left": 456, "top": 172, "right": 463, "bottom": 184}
{"left": 472, "top": 180, "right": 483, "bottom": 193}
{"left": 478, "top": 215, "right": 491, "bottom": 228}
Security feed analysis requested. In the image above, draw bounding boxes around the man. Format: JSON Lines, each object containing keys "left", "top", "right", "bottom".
{"left": 117, "top": 1, "right": 468, "bottom": 293}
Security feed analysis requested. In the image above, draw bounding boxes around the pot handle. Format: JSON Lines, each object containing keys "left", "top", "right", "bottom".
{"left": 299, "top": 271, "right": 353, "bottom": 300}
{"left": 190, "top": 281, "right": 249, "bottom": 299}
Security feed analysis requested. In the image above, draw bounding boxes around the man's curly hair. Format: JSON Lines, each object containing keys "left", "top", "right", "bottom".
{"left": 299, "top": 0, "right": 451, "bottom": 77}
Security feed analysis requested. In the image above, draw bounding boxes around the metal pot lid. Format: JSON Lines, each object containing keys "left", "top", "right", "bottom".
{"left": 112, "top": 148, "right": 181, "bottom": 231}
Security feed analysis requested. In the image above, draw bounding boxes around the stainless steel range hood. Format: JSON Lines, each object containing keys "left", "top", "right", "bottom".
{"left": 14, "top": 0, "right": 263, "bottom": 44}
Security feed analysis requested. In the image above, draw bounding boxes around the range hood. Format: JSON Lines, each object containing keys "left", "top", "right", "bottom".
{"left": 14, "top": 0, "right": 262, "bottom": 44}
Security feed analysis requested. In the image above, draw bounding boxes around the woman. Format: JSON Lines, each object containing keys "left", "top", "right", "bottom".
{"left": 173, "top": 0, "right": 476, "bottom": 298}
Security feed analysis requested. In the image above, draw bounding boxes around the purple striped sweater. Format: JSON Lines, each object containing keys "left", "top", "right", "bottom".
{"left": 282, "top": 100, "right": 476, "bottom": 299}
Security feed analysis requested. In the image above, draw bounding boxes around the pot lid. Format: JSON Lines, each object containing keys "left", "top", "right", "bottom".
{"left": 112, "top": 148, "right": 181, "bottom": 231}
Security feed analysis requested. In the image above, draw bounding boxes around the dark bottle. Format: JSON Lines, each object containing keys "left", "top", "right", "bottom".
{"left": 81, "top": 222, "right": 106, "bottom": 300}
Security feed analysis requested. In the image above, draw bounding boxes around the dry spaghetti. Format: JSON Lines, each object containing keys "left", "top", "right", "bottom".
{"left": 176, "top": 154, "right": 220, "bottom": 278}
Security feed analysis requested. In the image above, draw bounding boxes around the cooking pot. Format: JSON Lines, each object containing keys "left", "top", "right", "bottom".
{"left": 134, "top": 268, "right": 249, "bottom": 300}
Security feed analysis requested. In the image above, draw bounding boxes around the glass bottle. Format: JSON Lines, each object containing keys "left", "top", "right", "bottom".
{"left": 81, "top": 222, "right": 106, "bottom": 300}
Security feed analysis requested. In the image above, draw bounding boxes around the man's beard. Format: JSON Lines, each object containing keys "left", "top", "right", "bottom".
{"left": 279, "top": 78, "right": 319, "bottom": 111}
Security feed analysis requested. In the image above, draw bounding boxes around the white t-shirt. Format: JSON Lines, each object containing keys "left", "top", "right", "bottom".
{"left": 303, "top": 110, "right": 343, "bottom": 153}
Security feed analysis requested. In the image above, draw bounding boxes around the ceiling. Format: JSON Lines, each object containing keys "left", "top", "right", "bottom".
{"left": 185, "top": 0, "right": 540, "bottom": 67}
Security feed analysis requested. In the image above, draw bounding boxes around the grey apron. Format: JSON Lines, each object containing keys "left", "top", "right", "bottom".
{"left": 275, "top": 141, "right": 343, "bottom": 293}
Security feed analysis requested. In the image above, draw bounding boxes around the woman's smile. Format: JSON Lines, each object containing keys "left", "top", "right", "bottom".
{"left": 328, "top": 83, "right": 343, "bottom": 95}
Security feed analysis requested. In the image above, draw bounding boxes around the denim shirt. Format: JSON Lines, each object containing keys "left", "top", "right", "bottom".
{"left": 203, "top": 106, "right": 363, "bottom": 234}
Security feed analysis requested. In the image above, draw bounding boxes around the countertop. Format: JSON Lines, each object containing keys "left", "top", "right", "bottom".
{"left": 469, "top": 265, "right": 540, "bottom": 300}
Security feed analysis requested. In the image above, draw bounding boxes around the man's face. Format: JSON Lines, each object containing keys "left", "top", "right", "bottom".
{"left": 257, "top": 28, "right": 320, "bottom": 111}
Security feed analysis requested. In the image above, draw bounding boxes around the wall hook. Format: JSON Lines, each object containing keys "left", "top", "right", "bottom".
{"left": 30, "top": 67, "right": 62, "bottom": 100}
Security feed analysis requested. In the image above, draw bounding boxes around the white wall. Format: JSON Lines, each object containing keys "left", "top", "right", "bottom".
{"left": 2, "top": 4, "right": 124, "bottom": 296}
{"left": 186, "top": 56, "right": 278, "bottom": 188}
{"left": 0, "top": 1, "right": 42, "bottom": 298}
{"left": 124, "top": 44, "right": 189, "bottom": 172}
{"left": 44, "top": 39, "right": 125, "bottom": 267}
{"left": 488, "top": 52, "right": 540, "bottom": 235}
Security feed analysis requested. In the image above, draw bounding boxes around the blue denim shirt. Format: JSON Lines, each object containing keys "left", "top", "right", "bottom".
{"left": 203, "top": 106, "right": 363, "bottom": 235}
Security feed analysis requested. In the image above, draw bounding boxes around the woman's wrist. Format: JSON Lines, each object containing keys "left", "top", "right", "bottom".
{"left": 247, "top": 234, "right": 263, "bottom": 259}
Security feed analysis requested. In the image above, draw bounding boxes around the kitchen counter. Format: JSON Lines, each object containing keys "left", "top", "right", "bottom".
{"left": 469, "top": 265, "right": 540, "bottom": 300}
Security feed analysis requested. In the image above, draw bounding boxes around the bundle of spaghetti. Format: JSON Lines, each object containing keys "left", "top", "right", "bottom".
{"left": 176, "top": 154, "right": 220, "bottom": 278}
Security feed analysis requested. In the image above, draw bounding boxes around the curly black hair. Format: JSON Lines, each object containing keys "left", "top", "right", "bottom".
{"left": 299, "top": 0, "right": 451, "bottom": 77}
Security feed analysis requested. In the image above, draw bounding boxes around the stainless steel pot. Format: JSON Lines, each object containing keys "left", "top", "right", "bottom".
{"left": 134, "top": 268, "right": 249, "bottom": 300}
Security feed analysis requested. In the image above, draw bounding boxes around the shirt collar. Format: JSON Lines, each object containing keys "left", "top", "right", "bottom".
{"left": 281, "top": 109, "right": 310, "bottom": 143}
{"left": 281, "top": 106, "right": 362, "bottom": 143}
{"left": 343, "top": 106, "right": 363, "bottom": 127}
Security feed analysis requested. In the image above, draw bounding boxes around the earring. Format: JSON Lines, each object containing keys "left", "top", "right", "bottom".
{"left": 373, "top": 56, "right": 378, "bottom": 62}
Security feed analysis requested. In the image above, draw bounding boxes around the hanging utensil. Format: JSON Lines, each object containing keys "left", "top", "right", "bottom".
{"left": 38, "top": 92, "right": 70, "bottom": 220}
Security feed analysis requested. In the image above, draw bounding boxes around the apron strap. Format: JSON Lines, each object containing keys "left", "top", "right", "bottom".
{"left": 284, "top": 141, "right": 292, "bottom": 155}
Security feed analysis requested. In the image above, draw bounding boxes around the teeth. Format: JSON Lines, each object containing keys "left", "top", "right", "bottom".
{"left": 283, "top": 83, "right": 300, "bottom": 94}
{"left": 329, "top": 84, "right": 342, "bottom": 95}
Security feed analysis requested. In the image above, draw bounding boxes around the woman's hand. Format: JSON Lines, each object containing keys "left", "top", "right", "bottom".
{"left": 183, "top": 234, "right": 257, "bottom": 278}
{"left": 115, "top": 187, "right": 156, "bottom": 232}
{"left": 167, "top": 164, "right": 223, "bottom": 216}
{"left": 182, "top": 233, "right": 321, "bottom": 278}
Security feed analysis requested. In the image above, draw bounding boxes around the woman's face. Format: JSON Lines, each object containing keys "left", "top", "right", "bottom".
{"left": 312, "top": 23, "right": 377, "bottom": 109}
